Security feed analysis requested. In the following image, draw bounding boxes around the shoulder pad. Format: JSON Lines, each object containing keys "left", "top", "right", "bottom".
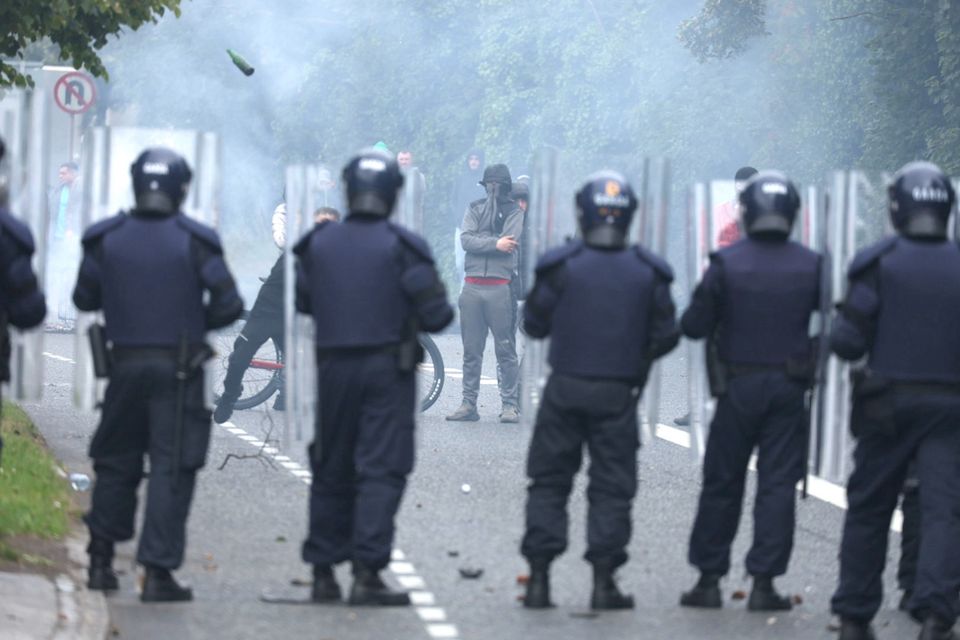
{"left": 848, "top": 236, "right": 897, "bottom": 278}
{"left": 535, "top": 240, "right": 583, "bottom": 273}
{"left": 634, "top": 245, "right": 674, "bottom": 282}
{"left": 292, "top": 219, "right": 333, "bottom": 256}
{"left": 389, "top": 223, "right": 434, "bottom": 263}
{"left": 81, "top": 214, "right": 126, "bottom": 246}
{"left": 0, "top": 209, "right": 36, "bottom": 253}
{"left": 175, "top": 214, "right": 222, "bottom": 252}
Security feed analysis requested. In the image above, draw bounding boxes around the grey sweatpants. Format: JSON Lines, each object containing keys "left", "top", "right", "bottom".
{"left": 458, "top": 282, "right": 519, "bottom": 408}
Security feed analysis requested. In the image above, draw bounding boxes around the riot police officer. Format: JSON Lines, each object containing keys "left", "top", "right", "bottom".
{"left": 73, "top": 148, "right": 243, "bottom": 602}
{"left": 295, "top": 148, "right": 453, "bottom": 606}
{"left": 520, "top": 171, "right": 679, "bottom": 610}
{"left": 830, "top": 162, "right": 960, "bottom": 640}
{"left": 0, "top": 134, "right": 47, "bottom": 465}
{"left": 679, "top": 171, "right": 820, "bottom": 612}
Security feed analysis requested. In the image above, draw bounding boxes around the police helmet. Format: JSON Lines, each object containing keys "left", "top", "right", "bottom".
{"left": 575, "top": 171, "right": 637, "bottom": 249}
{"left": 342, "top": 148, "right": 404, "bottom": 217}
{"left": 739, "top": 171, "right": 800, "bottom": 238}
{"left": 888, "top": 161, "right": 956, "bottom": 239}
{"left": 130, "top": 148, "right": 192, "bottom": 215}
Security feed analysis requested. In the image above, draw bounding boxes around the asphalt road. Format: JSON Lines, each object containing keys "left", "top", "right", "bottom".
{"left": 23, "top": 330, "right": 919, "bottom": 639}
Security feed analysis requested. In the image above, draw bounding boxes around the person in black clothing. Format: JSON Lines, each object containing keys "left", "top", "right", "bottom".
{"left": 520, "top": 171, "right": 679, "bottom": 610}
{"left": 74, "top": 148, "right": 243, "bottom": 602}
{"left": 213, "top": 206, "right": 340, "bottom": 424}
{"left": 830, "top": 162, "right": 960, "bottom": 640}
{"left": 679, "top": 171, "right": 821, "bottom": 613}
{"left": 296, "top": 149, "right": 453, "bottom": 606}
{"left": 0, "top": 135, "right": 47, "bottom": 466}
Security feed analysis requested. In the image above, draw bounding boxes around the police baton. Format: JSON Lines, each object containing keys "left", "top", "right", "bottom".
{"left": 173, "top": 333, "right": 190, "bottom": 492}
{"left": 172, "top": 334, "right": 215, "bottom": 492}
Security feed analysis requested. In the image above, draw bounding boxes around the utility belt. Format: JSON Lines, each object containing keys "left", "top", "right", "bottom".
{"left": 315, "top": 335, "right": 423, "bottom": 373}
{"left": 89, "top": 325, "right": 212, "bottom": 378}
{"left": 707, "top": 351, "right": 815, "bottom": 397}
{"left": 850, "top": 369, "right": 960, "bottom": 439}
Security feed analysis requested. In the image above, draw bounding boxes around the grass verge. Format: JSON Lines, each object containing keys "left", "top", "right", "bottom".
{"left": 0, "top": 402, "right": 70, "bottom": 563}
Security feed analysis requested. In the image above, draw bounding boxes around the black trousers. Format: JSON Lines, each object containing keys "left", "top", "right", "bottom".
{"left": 832, "top": 392, "right": 960, "bottom": 625}
{"left": 84, "top": 351, "right": 211, "bottom": 569}
{"left": 687, "top": 372, "right": 807, "bottom": 578}
{"left": 302, "top": 351, "right": 415, "bottom": 571}
{"left": 222, "top": 311, "right": 283, "bottom": 396}
{"left": 521, "top": 373, "right": 641, "bottom": 568}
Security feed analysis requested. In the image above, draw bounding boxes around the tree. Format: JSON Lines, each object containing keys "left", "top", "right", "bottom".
{"left": 0, "top": 0, "right": 182, "bottom": 88}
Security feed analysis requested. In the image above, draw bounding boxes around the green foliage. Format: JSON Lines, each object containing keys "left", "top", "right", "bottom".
{"left": 678, "top": 0, "right": 768, "bottom": 62}
{"left": 0, "top": 0, "right": 182, "bottom": 88}
{"left": 680, "top": 0, "right": 960, "bottom": 175}
{"left": 0, "top": 403, "right": 70, "bottom": 546}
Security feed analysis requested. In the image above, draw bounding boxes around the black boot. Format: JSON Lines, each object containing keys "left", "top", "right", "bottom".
{"left": 141, "top": 566, "right": 193, "bottom": 602}
{"left": 680, "top": 573, "right": 722, "bottom": 609}
{"left": 590, "top": 562, "right": 634, "bottom": 610}
{"left": 86, "top": 537, "right": 118, "bottom": 591}
{"left": 213, "top": 387, "right": 241, "bottom": 424}
{"left": 920, "top": 614, "right": 957, "bottom": 640}
{"left": 348, "top": 563, "right": 410, "bottom": 606}
{"left": 747, "top": 575, "right": 792, "bottom": 611}
{"left": 838, "top": 618, "right": 876, "bottom": 640}
{"left": 311, "top": 564, "right": 342, "bottom": 603}
{"left": 523, "top": 558, "right": 554, "bottom": 609}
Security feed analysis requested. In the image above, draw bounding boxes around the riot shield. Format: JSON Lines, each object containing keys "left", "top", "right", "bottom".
{"left": 395, "top": 166, "right": 425, "bottom": 233}
{"left": 684, "top": 179, "right": 739, "bottom": 460}
{"left": 812, "top": 170, "right": 892, "bottom": 484}
{"left": 0, "top": 89, "right": 49, "bottom": 401}
{"left": 73, "top": 126, "right": 220, "bottom": 411}
{"left": 518, "top": 147, "right": 569, "bottom": 429}
{"left": 282, "top": 164, "right": 320, "bottom": 450}
{"left": 634, "top": 158, "right": 670, "bottom": 444}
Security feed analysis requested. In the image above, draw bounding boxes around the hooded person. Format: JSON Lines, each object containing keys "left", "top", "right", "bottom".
{"left": 447, "top": 163, "right": 524, "bottom": 424}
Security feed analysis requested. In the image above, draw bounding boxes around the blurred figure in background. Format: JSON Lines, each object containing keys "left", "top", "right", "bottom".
{"left": 396, "top": 149, "right": 426, "bottom": 231}
{"left": 46, "top": 161, "right": 83, "bottom": 328}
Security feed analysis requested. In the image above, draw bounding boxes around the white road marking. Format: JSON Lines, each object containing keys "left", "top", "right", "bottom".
{"left": 417, "top": 607, "right": 448, "bottom": 622}
{"left": 426, "top": 623, "right": 460, "bottom": 639}
{"left": 389, "top": 561, "right": 416, "bottom": 574}
{"left": 398, "top": 575, "right": 427, "bottom": 589}
{"left": 217, "top": 419, "right": 461, "bottom": 638}
{"left": 410, "top": 591, "right": 436, "bottom": 605}
{"left": 43, "top": 352, "right": 76, "bottom": 364}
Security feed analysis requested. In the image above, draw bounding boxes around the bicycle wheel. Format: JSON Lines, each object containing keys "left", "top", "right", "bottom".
{"left": 210, "top": 317, "right": 284, "bottom": 411}
{"left": 418, "top": 334, "right": 444, "bottom": 412}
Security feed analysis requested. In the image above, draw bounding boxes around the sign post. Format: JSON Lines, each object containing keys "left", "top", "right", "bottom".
{"left": 53, "top": 72, "right": 96, "bottom": 160}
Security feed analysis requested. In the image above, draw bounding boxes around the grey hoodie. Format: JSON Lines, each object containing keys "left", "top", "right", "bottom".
{"left": 460, "top": 194, "right": 524, "bottom": 280}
